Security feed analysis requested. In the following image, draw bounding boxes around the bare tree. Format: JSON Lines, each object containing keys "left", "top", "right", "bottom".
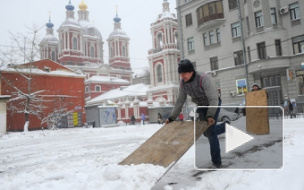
{"left": 0, "top": 25, "right": 46, "bottom": 132}
{"left": 142, "top": 67, "right": 151, "bottom": 85}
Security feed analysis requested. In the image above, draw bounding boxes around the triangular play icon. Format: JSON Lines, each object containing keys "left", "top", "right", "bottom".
{"left": 225, "top": 123, "right": 254, "bottom": 153}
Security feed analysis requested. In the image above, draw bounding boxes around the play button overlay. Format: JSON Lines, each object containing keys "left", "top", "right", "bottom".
{"left": 194, "top": 106, "right": 283, "bottom": 170}
{"left": 225, "top": 123, "right": 254, "bottom": 153}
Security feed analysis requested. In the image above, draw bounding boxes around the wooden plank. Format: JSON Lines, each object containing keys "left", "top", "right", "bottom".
{"left": 119, "top": 121, "right": 209, "bottom": 167}
{"left": 245, "top": 89, "right": 269, "bottom": 135}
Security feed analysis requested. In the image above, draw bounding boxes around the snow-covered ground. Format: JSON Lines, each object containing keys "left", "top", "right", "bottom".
{"left": 1, "top": 117, "right": 304, "bottom": 190}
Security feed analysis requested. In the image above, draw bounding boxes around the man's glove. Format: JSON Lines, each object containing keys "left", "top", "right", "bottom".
{"left": 165, "top": 117, "right": 174, "bottom": 124}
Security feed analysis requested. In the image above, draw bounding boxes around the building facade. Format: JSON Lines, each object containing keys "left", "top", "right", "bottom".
{"left": 176, "top": 0, "right": 304, "bottom": 112}
{"left": 147, "top": 0, "right": 181, "bottom": 106}
{"left": 0, "top": 59, "right": 85, "bottom": 131}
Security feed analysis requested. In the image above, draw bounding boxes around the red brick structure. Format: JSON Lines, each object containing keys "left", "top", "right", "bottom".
{"left": 0, "top": 59, "right": 85, "bottom": 131}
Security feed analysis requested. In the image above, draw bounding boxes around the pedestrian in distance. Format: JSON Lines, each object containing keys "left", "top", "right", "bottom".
{"left": 141, "top": 113, "right": 146, "bottom": 125}
{"left": 157, "top": 113, "right": 163, "bottom": 125}
{"left": 288, "top": 100, "right": 295, "bottom": 118}
{"left": 164, "top": 59, "right": 225, "bottom": 168}
{"left": 131, "top": 115, "right": 136, "bottom": 125}
{"left": 251, "top": 83, "right": 261, "bottom": 91}
{"left": 179, "top": 112, "right": 184, "bottom": 121}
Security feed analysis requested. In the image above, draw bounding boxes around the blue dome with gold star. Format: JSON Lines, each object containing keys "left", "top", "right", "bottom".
{"left": 65, "top": 0, "right": 74, "bottom": 11}
{"left": 46, "top": 19, "right": 54, "bottom": 28}
{"left": 114, "top": 14, "right": 121, "bottom": 23}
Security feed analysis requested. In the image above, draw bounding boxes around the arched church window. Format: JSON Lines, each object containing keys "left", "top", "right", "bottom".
{"left": 90, "top": 46, "right": 95, "bottom": 57}
{"left": 122, "top": 46, "right": 126, "bottom": 56}
{"left": 95, "top": 85, "right": 101, "bottom": 92}
{"left": 110, "top": 47, "right": 113, "bottom": 57}
{"left": 157, "top": 33, "right": 163, "bottom": 50}
{"left": 72, "top": 37, "right": 77, "bottom": 50}
{"left": 157, "top": 64, "right": 163, "bottom": 83}
{"left": 51, "top": 51, "right": 56, "bottom": 61}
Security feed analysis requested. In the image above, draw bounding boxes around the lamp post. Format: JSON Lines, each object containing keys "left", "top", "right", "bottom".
{"left": 237, "top": 0, "right": 249, "bottom": 90}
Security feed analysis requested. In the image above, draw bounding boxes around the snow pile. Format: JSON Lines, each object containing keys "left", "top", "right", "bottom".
{"left": 1, "top": 119, "right": 304, "bottom": 190}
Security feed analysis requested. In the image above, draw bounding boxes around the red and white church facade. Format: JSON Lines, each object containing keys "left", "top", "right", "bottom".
{"left": 39, "top": 0, "right": 133, "bottom": 101}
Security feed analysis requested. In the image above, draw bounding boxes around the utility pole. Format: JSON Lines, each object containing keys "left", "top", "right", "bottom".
{"left": 237, "top": 0, "right": 249, "bottom": 90}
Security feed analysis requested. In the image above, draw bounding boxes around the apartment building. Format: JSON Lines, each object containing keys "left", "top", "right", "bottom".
{"left": 176, "top": 0, "right": 304, "bottom": 112}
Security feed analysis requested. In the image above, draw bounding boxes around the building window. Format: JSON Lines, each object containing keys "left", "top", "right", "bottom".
{"left": 51, "top": 51, "right": 56, "bottom": 61}
{"left": 296, "top": 70, "right": 304, "bottom": 95}
{"left": 216, "top": 28, "right": 221, "bottom": 43}
{"left": 95, "top": 85, "right": 101, "bottom": 92}
{"left": 290, "top": 2, "right": 300, "bottom": 21}
{"left": 255, "top": 11, "right": 264, "bottom": 27}
{"left": 209, "top": 31, "right": 215, "bottom": 44}
{"left": 234, "top": 50, "right": 244, "bottom": 66}
{"left": 275, "top": 39, "right": 282, "bottom": 56}
{"left": 292, "top": 35, "right": 304, "bottom": 54}
{"left": 270, "top": 8, "right": 277, "bottom": 24}
{"left": 90, "top": 46, "right": 95, "bottom": 57}
{"left": 261, "top": 75, "right": 281, "bottom": 87}
{"left": 228, "top": 0, "right": 237, "bottom": 10}
{"left": 187, "top": 37, "right": 195, "bottom": 51}
{"left": 157, "top": 64, "right": 162, "bottom": 83}
{"left": 257, "top": 42, "right": 267, "bottom": 59}
{"left": 85, "top": 86, "right": 89, "bottom": 93}
{"left": 203, "top": 33, "right": 208, "bottom": 46}
{"left": 185, "top": 13, "right": 193, "bottom": 26}
{"left": 72, "top": 37, "right": 77, "bottom": 50}
{"left": 196, "top": 1, "right": 224, "bottom": 26}
{"left": 236, "top": 79, "right": 248, "bottom": 95}
{"left": 231, "top": 22, "right": 241, "bottom": 38}
{"left": 210, "top": 56, "right": 218, "bottom": 71}
{"left": 246, "top": 17, "right": 250, "bottom": 34}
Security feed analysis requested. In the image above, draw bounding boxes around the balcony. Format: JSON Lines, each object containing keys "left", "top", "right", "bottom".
{"left": 248, "top": 56, "right": 291, "bottom": 74}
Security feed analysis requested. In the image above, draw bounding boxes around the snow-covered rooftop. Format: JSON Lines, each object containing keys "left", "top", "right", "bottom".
{"left": 1, "top": 67, "right": 84, "bottom": 78}
{"left": 85, "top": 75, "right": 130, "bottom": 84}
{"left": 86, "top": 83, "right": 149, "bottom": 105}
{"left": 147, "top": 83, "right": 179, "bottom": 92}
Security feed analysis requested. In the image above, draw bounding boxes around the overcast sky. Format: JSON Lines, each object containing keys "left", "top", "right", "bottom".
{"left": 0, "top": 0, "right": 177, "bottom": 76}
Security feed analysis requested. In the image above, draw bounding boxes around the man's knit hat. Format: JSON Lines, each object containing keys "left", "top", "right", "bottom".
{"left": 178, "top": 59, "right": 195, "bottom": 73}
{"left": 252, "top": 83, "right": 259, "bottom": 88}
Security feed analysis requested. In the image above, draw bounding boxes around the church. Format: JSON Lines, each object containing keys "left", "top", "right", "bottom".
{"left": 39, "top": 0, "right": 133, "bottom": 101}
{"left": 39, "top": 0, "right": 181, "bottom": 125}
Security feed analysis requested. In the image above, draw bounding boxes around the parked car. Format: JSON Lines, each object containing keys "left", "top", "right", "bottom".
{"left": 218, "top": 108, "right": 239, "bottom": 123}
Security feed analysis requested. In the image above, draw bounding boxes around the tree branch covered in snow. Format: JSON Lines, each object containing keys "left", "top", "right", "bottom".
{"left": 41, "top": 105, "right": 73, "bottom": 130}
{"left": 0, "top": 25, "right": 44, "bottom": 132}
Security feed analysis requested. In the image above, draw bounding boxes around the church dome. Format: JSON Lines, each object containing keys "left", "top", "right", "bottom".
{"left": 108, "top": 29, "right": 127, "bottom": 38}
{"left": 79, "top": 0, "right": 88, "bottom": 10}
{"left": 46, "top": 19, "right": 54, "bottom": 28}
{"left": 79, "top": 22, "right": 103, "bottom": 39}
{"left": 65, "top": 0, "right": 75, "bottom": 11}
{"left": 108, "top": 14, "right": 128, "bottom": 38}
{"left": 59, "top": 19, "right": 81, "bottom": 28}
{"left": 40, "top": 35, "right": 59, "bottom": 45}
{"left": 59, "top": 1, "right": 81, "bottom": 29}
{"left": 114, "top": 15, "right": 121, "bottom": 23}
